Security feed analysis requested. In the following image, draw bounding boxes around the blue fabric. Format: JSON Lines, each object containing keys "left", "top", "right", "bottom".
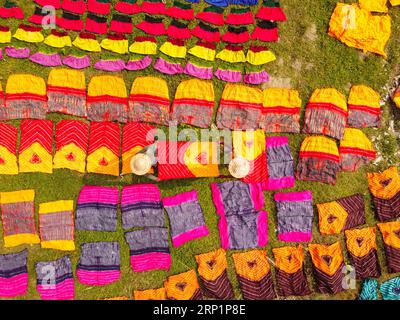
{"left": 380, "top": 277, "right": 400, "bottom": 300}
{"left": 359, "top": 279, "right": 379, "bottom": 300}
{"left": 205, "top": 0, "right": 229, "bottom": 7}
{"left": 185, "top": 0, "right": 199, "bottom": 2}
{"left": 228, "top": 0, "right": 258, "bottom": 5}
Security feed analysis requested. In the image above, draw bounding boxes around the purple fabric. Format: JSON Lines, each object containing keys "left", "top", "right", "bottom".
{"left": 29, "top": 52, "right": 63, "bottom": 67}
{"left": 5, "top": 46, "right": 30, "bottom": 59}
{"left": 154, "top": 57, "right": 183, "bottom": 75}
{"left": 215, "top": 68, "right": 242, "bottom": 83}
{"left": 62, "top": 55, "right": 91, "bottom": 69}
{"left": 184, "top": 62, "right": 213, "bottom": 80}
{"left": 125, "top": 56, "right": 152, "bottom": 71}
{"left": 94, "top": 59, "right": 126, "bottom": 72}
{"left": 244, "top": 70, "right": 270, "bottom": 85}
{"left": 0, "top": 48, "right": 3, "bottom": 61}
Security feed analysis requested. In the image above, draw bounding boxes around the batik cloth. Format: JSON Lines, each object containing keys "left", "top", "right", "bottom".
{"left": 160, "top": 39, "right": 187, "bottom": 58}
{"left": 377, "top": 221, "right": 400, "bottom": 273}
{"left": 61, "top": 0, "right": 87, "bottom": 14}
{"left": 167, "top": 1, "right": 194, "bottom": 20}
{"left": 226, "top": 7, "right": 254, "bottom": 25}
{"left": 134, "top": 288, "right": 167, "bottom": 300}
{"left": 57, "top": 11, "right": 85, "bottom": 31}
{"left": 85, "top": 13, "right": 108, "bottom": 34}
{"left": 109, "top": 15, "right": 133, "bottom": 34}
{"left": 358, "top": 278, "right": 379, "bottom": 300}
{"left": 380, "top": 276, "right": 400, "bottom": 300}
{"left": 0, "top": 26, "right": 11, "bottom": 43}
{"left": 0, "top": 123, "right": 18, "bottom": 175}
{"left": 88, "top": 0, "right": 111, "bottom": 14}
{"left": 196, "top": 5, "right": 224, "bottom": 26}
{"left": 164, "top": 270, "right": 203, "bottom": 300}
{"left": 359, "top": 0, "right": 388, "bottom": 12}
{"left": 0, "top": 250, "right": 28, "bottom": 298}
{"left": 347, "top": 85, "right": 381, "bottom": 128}
{"left": 256, "top": 0, "right": 287, "bottom": 21}
{"left": 251, "top": 20, "right": 279, "bottom": 42}
{"left": 0, "top": 0, "right": 24, "bottom": 19}
{"left": 136, "top": 15, "right": 166, "bottom": 35}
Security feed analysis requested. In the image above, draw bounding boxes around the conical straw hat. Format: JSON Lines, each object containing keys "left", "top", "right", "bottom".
{"left": 229, "top": 157, "right": 250, "bottom": 179}
{"left": 130, "top": 153, "right": 152, "bottom": 176}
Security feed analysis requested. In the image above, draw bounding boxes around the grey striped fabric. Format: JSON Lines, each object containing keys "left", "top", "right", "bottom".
{"left": 267, "top": 144, "right": 294, "bottom": 179}
{"left": 36, "top": 256, "right": 73, "bottom": 284}
{"left": 125, "top": 228, "right": 169, "bottom": 253}
{"left": 0, "top": 100, "right": 47, "bottom": 120}
{"left": 276, "top": 201, "right": 314, "bottom": 234}
{"left": 225, "top": 213, "right": 259, "bottom": 250}
{"left": 1, "top": 202, "right": 36, "bottom": 236}
{"left": 40, "top": 211, "right": 74, "bottom": 241}
{"left": 0, "top": 249, "right": 28, "bottom": 273}
{"left": 217, "top": 181, "right": 254, "bottom": 215}
{"left": 87, "top": 102, "right": 128, "bottom": 123}
{"left": 129, "top": 102, "right": 170, "bottom": 125}
{"left": 78, "top": 242, "right": 120, "bottom": 268}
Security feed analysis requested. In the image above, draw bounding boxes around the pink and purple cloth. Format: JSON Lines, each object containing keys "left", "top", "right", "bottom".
{"left": 94, "top": 59, "right": 126, "bottom": 72}
{"left": 0, "top": 250, "right": 28, "bottom": 298}
{"left": 29, "top": 52, "right": 63, "bottom": 67}
{"left": 184, "top": 61, "right": 213, "bottom": 80}
{"left": 154, "top": 57, "right": 184, "bottom": 75}
{"left": 215, "top": 68, "right": 243, "bottom": 83}
{"left": 62, "top": 55, "right": 91, "bottom": 69}
{"left": 5, "top": 46, "right": 30, "bottom": 59}
{"left": 125, "top": 55, "right": 152, "bottom": 71}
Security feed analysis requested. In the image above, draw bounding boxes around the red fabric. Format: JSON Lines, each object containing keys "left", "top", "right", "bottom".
{"left": 61, "top": 0, "right": 87, "bottom": 14}
{"left": 256, "top": 7, "right": 287, "bottom": 22}
{"left": 20, "top": 120, "right": 53, "bottom": 154}
{"left": 88, "top": 122, "right": 120, "bottom": 156}
{"left": 222, "top": 31, "right": 250, "bottom": 44}
{"left": 28, "top": 14, "right": 45, "bottom": 25}
{"left": 167, "top": 7, "right": 194, "bottom": 20}
{"left": 56, "top": 120, "right": 89, "bottom": 151}
{"left": 251, "top": 27, "right": 279, "bottom": 42}
{"left": 122, "top": 122, "right": 155, "bottom": 154}
{"left": 242, "top": 152, "right": 268, "bottom": 184}
{"left": 85, "top": 18, "right": 108, "bottom": 35}
{"left": 226, "top": 12, "right": 254, "bottom": 25}
{"left": 191, "top": 25, "right": 220, "bottom": 43}
{"left": 110, "top": 19, "right": 133, "bottom": 34}
{"left": 140, "top": 2, "right": 166, "bottom": 15}
{"left": 34, "top": 0, "right": 61, "bottom": 9}
{"left": 0, "top": 123, "right": 18, "bottom": 155}
{"left": 57, "top": 17, "right": 84, "bottom": 31}
{"left": 88, "top": 0, "right": 111, "bottom": 15}
{"left": 196, "top": 12, "right": 224, "bottom": 26}
{"left": 136, "top": 21, "right": 166, "bottom": 36}
{"left": 115, "top": 1, "right": 140, "bottom": 15}
{"left": 0, "top": 7, "right": 24, "bottom": 19}
{"left": 167, "top": 25, "right": 191, "bottom": 40}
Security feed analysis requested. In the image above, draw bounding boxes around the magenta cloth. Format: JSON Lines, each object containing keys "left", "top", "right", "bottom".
{"left": 5, "top": 46, "right": 30, "bottom": 59}
{"left": 244, "top": 70, "right": 270, "bottom": 84}
{"left": 37, "top": 278, "right": 74, "bottom": 300}
{"left": 94, "top": 59, "right": 126, "bottom": 72}
{"left": 62, "top": 55, "right": 91, "bottom": 69}
{"left": 130, "top": 253, "right": 171, "bottom": 272}
{"left": 29, "top": 52, "right": 63, "bottom": 66}
{"left": 0, "top": 48, "right": 2, "bottom": 60}
{"left": 215, "top": 68, "right": 242, "bottom": 83}
{"left": 78, "top": 186, "right": 119, "bottom": 205}
{"left": 184, "top": 61, "right": 213, "bottom": 80}
{"left": 274, "top": 190, "right": 312, "bottom": 202}
{"left": 154, "top": 57, "right": 183, "bottom": 75}
{"left": 0, "top": 274, "right": 28, "bottom": 297}
{"left": 76, "top": 270, "right": 121, "bottom": 286}
{"left": 125, "top": 55, "right": 152, "bottom": 71}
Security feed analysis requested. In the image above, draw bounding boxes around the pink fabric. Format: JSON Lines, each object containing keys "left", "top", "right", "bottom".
{"left": 162, "top": 190, "right": 198, "bottom": 207}
{"left": 76, "top": 270, "right": 120, "bottom": 286}
{"left": 125, "top": 55, "right": 152, "bottom": 71}
{"left": 78, "top": 186, "right": 119, "bottom": 205}
{"left": 266, "top": 136, "right": 289, "bottom": 148}
{"left": 0, "top": 274, "right": 28, "bottom": 297}
{"left": 244, "top": 70, "right": 269, "bottom": 85}
{"left": 278, "top": 232, "right": 312, "bottom": 242}
{"left": 37, "top": 278, "right": 74, "bottom": 300}
{"left": 29, "top": 52, "right": 62, "bottom": 66}
{"left": 215, "top": 68, "right": 242, "bottom": 83}
{"left": 257, "top": 211, "right": 268, "bottom": 246}
{"left": 218, "top": 216, "right": 230, "bottom": 249}
{"left": 274, "top": 190, "right": 312, "bottom": 202}
{"left": 154, "top": 58, "right": 183, "bottom": 75}
{"left": 62, "top": 55, "right": 91, "bottom": 69}
{"left": 184, "top": 62, "right": 213, "bottom": 80}
{"left": 121, "top": 184, "right": 160, "bottom": 205}
{"left": 94, "top": 59, "right": 126, "bottom": 72}
{"left": 172, "top": 225, "right": 209, "bottom": 247}
{"left": 5, "top": 46, "right": 30, "bottom": 59}
{"left": 249, "top": 183, "right": 265, "bottom": 211}
{"left": 263, "top": 176, "right": 295, "bottom": 191}
{"left": 210, "top": 182, "right": 226, "bottom": 217}
{"left": 130, "top": 252, "right": 171, "bottom": 272}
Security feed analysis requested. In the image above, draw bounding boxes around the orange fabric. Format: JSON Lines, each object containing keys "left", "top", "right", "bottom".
{"left": 195, "top": 248, "right": 227, "bottom": 282}
{"left": 164, "top": 270, "right": 200, "bottom": 300}
{"left": 232, "top": 250, "right": 271, "bottom": 282}
{"left": 345, "top": 227, "right": 377, "bottom": 257}
{"left": 317, "top": 200, "right": 348, "bottom": 235}
{"left": 308, "top": 242, "right": 344, "bottom": 276}
{"left": 378, "top": 221, "right": 400, "bottom": 249}
{"left": 272, "top": 245, "right": 305, "bottom": 274}
{"left": 367, "top": 166, "right": 400, "bottom": 199}
{"left": 134, "top": 288, "right": 166, "bottom": 300}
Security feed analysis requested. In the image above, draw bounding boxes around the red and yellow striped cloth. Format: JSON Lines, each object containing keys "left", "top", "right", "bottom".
{"left": 0, "top": 123, "right": 18, "bottom": 175}
{"left": 348, "top": 85, "right": 381, "bottom": 127}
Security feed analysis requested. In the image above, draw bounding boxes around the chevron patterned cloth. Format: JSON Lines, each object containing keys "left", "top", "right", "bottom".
{"left": 377, "top": 221, "right": 400, "bottom": 273}
{"left": 347, "top": 85, "right": 381, "bottom": 128}
{"left": 134, "top": 288, "right": 167, "bottom": 300}
{"left": 380, "top": 276, "right": 400, "bottom": 300}
{"left": 358, "top": 278, "right": 379, "bottom": 300}
{"left": 0, "top": 122, "right": 18, "bottom": 175}
{"left": 53, "top": 120, "right": 89, "bottom": 173}
{"left": 19, "top": 120, "right": 53, "bottom": 174}
{"left": 164, "top": 270, "right": 203, "bottom": 300}
{"left": 0, "top": 250, "right": 28, "bottom": 298}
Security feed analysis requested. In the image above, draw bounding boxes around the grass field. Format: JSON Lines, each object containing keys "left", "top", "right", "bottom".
{"left": 0, "top": 0, "right": 399, "bottom": 300}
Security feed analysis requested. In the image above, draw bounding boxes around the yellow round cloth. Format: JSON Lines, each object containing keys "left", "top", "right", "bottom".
{"left": 348, "top": 85, "right": 380, "bottom": 109}
{"left": 6, "top": 74, "right": 46, "bottom": 96}
{"left": 13, "top": 28, "right": 44, "bottom": 43}
{"left": 0, "top": 30, "right": 11, "bottom": 43}
{"left": 246, "top": 49, "right": 276, "bottom": 65}
{"left": 188, "top": 44, "right": 215, "bottom": 61}
{"left": 300, "top": 135, "right": 339, "bottom": 157}
{"left": 130, "top": 76, "right": 169, "bottom": 100}
{"left": 216, "top": 48, "right": 246, "bottom": 63}
{"left": 308, "top": 88, "right": 347, "bottom": 111}
{"left": 100, "top": 38, "right": 129, "bottom": 54}
{"left": 359, "top": 0, "right": 388, "bottom": 12}
{"left": 88, "top": 75, "right": 127, "bottom": 99}
{"left": 262, "top": 88, "right": 302, "bottom": 108}
{"left": 44, "top": 34, "right": 72, "bottom": 48}
{"left": 159, "top": 41, "right": 187, "bottom": 59}
{"left": 340, "top": 128, "right": 375, "bottom": 152}
{"left": 73, "top": 36, "right": 101, "bottom": 52}
{"left": 129, "top": 40, "right": 157, "bottom": 55}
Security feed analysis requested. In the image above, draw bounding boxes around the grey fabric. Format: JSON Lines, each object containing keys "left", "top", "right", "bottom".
{"left": 122, "top": 205, "right": 165, "bottom": 230}
{"left": 216, "top": 106, "right": 261, "bottom": 130}
{"left": 0, "top": 250, "right": 28, "bottom": 272}
{"left": 171, "top": 104, "right": 213, "bottom": 128}
{"left": 348, "top": 110, "right": 380, "bottom": 128}
{"left": 129, "top": 101, "right": 169, "bottom": 125}
{"left": 36, "top": 256, "right": 72, "bottom": 282}
{"left": 276, "top": 201, "right": 314, "bottom": 234}
{"left": 78, "top": 242, "right": 120, "bottom": 267}
{"left": 267, "top": 144, "right": 294, "bottom": 179}
{"left": 217, "top": 181, "right": 254, "bottom": 215}
{"left": 75, "top": 206, "right": 118, "bottom": 232}
{"left": 225, "top": 213, "right": 259, "bottom": 250}
{"left": 125, "top": 228, "right": 169, "bottom": 251}
{"left": 87, "top": 102, "right": 128, "bottom": 123}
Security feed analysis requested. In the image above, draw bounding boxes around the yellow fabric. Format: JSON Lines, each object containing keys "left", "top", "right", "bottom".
{"left": 272, "top": 245, "right": 305, "bottom": 274}
{"left": 6, "top": 74, "right": 46, "bottom": 96}
{"left": 345, "top": 227, "right": 377, "bottom": 257}
{"left": 262, "top": 88, "right": 302, "bottom": 109}
{"left": 308, "top": 242, "right": 344, "bottom": 276}
{"left": 122, "top": 146, "right": 144, "bottom": 175}
{"left": 317, "top": 200, "right": 348, "bottom": 235}
{"left": 44, "top": 34, "right": 72, "bottom": 48}
{"left": 174, "top": 79, "right": 214, "bottom": 102}
{"left": 41, "top": 240, "right": 75, "bottom": 251}
{"left": 100, "top": 38, "right": 129, "bottom": 54}
{"left": 216, "top": 48, "right": 246, "bottom": 63}
{"left": 188, "top": 45, "right": 216, "bottom": 61}
{"left": 222, "top": 83, "right": 263, "bottom": 104}
{"left": 367, "top": 166, "right": 400, "bottom": 199}
{"left": 73, "top": 36, "right": 101, "bottom": 52}
{"left": 159, "top": 41, "right": 187, "bottom": 59}
{"left": 232, "top": 250, "right": 271, "bottom": 282}
{"left": 390, "top": 0, "right": 400, "bottom": 5}
{"left": 246, "top": 49, "right": 276, "bottom": 65}
{"left": 39, "top": 200, "right": 74, "bottom": 214}
{"left": 19, "top": 143, "right": 53, "bottom": 174}
{"left": 0, "top": 146, "right": 18, "bottom": 175}
{"left": 308, "top": 88, "right": 347, "bottom": 111}
{"left": 130, "top": 76, "right": 169, "bottom": 100}
{"left": 53, "top": 144, "right": 87, "bottom": 174}
{"left": 328, "top": 3, "right": 391, "bottom": 57}
{"left": 196, "top": 248, "right": 227, "bottom": 281}
{"left": 129, "top": 40, "right": 157, "bottom": 55}
{"left": 232, "top": 130, "right": 265, "bottom": 161}
{"left": 300, "top": 136, "right": 339, "bottom": 156}
{"left": 359, "top": 0, "right": 388, "bottom": 12}
{"left": 184, "top": 142, "right": 220, "bottom": 178}
{"left": 134, "top": 288, "right": 166, "bottom": 300}
{"left": 87, "top": 147, "right": 120, "bottom": 177}
{"left": 340, "top": 128, "right": 375, "bottom": 152}
{"left": 378, "top": 221, "right": 400, "bottom": 249}
{"left": 0, "top": 30, "right": 11, "bottom": 43}
{"left": 0, "top": 189, "right": 35, "bottom": 204}
{"left": 13, "top": 28, "right": 44, "bottom": 43}
{"left": 48, "top": 69, "right": 86, "bottom": 90}
{"left": 348, "top": 85, "right": 380, "bottom": 109}
{"left": 164, "top": 270, "right": 200, "bottom": 300}
{"left": 393, "top": 88, "right": 400, "bottom": 108}
{"left": 88, "top": 76, "right": 127, "bottom": 99}
{"left": 4, "top": 234, "right": 40, "bottom": 248}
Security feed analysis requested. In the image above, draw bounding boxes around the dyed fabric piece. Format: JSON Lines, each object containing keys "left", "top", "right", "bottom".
{"left": 339, "top": 128, "right": 376, "bottom": 171}
{"left": 348, "top": 85, "right": 381, "bottom": 128}
{"left": 29, "top": 6, "right": 52, "bottom": 25}
{"left": 100, "top": 34, "right": 129, "bottom": 54}
{"left": 215, "top": 68, "right": 243, "bottom": 83}
{"left": 62, "top": 0, "right": 87, "bottom": 14}
{"left": 167, "top": 1, "right": 194, "bottom": 20}
{"left": 345, "top": 227, "right": 381, "bottom": 280}
{"left": 393, "top": 85, "right": 400, "bottom": 109}
{"left": 36, "top": 256, "right": 74, "bottom": 300}
{"left": 94, "top": 59, "right": 126, "bottom": 72}
{"left": 0, "top": 0, "right": 24, "bottom": 19}
{"left": 0, "top": 190, "right": 40, "bottom": 248}
{"left": 121, "top": 184, "right": 164, "bottom": 229}
{"left": 154, "top": 57, "right": 184, "bottom": 75}
{"left": 160, "top": 39, "right": 187, "bottom": 59}
{"left": 77, "top": 242, "right": 120, "bottom": 286}
{"left": 164, "top": 270, "right": 203, "bottom": 300}
{"left": 191, "top": 22, "right": 220, "bottom": 43}
{"left": 0, "top": 123, "right": 18, "bottom": 175}
{"left": 136, "top": 15, "right": 166, "bottom": 36}
{"left": 85, "top": 13, "right": 108, "bottom": 35}
{"left": 226, "top": 7, "right": 254, "bottom": 25}
{"left": 317, "top": 194, "right": 366, "bottom": 235}
{"left": 377, "top": 221, "right": 400, "bottom": 273}
{"left": 188, "top": 41, "right": 216, "bottom": 61}
{"left": 367, "top": 166, "right": 400, "bottom": 221}
{"left": 309, "top": 242, "right": 346, "bottom": 294}
{"left": 3, "top": 74, "right": 47, "bottom": 120}
{"left": 171, "top": 79, "right": 215, "bottom": 128}
{"left": 380, "top": 277, "right": 400, "bottom": 300}
{"left": 257, "top": 0, "right": 286, "bottom": 21}
{"left": 195, "top": 249, "right": 234, "bottom": 300}
{"left": 184, "top": 61, "right": 213, "bottom": 80}
{"left": 88, "top": 0, "right": 111, "bottom": 15}
{"left": 72, "top": 32, "right": 101, "bottom": 52}
{"left": 205, "top": 0, "right": 228, "bottom": 6}
{"left": 47, "top": 69, "right": 86, "bottom": 117}
{"left": 251, "top": 20, "right": 279, "bottom": 42}
{"left": 19, "top": 120, "right": 53, "bottom": 174}
{"left": 296, "top": 136, "right": 340, "bottom": 185}
{"left": 216, "top": 45, "right": 246, "bottom": 63}
{"left": 359, "top": 278, "right": 379, "bottom": 300}
{"left": 57, "top": 11, "right": 84, "bottom": 31}
{"left": 134, "top": 288, "right": 166, "bottom": 300}
{"left": 125, "top": 228, "right": 171, "bottom": 272}
{"left": 0, "top": 250, "right": 28, "bottom": 298}
{"left": 272, "top": 245, "right": 311, "bottom": 297}
{"left": 34, "top": 0, "right": 61, "bottom": 8}
{"left": 232, "top": 250, "right": 276, "bottom": 300}
{"left": 129, "top": 36, "right": 157, "bottom": 55}
{"left": 141, "top": 0, "right": 166, "bottom": 14}
{"left": 5, "top": 46, "right": 30, "bottom": 59}
{"left": 44, "top": 30, "right": 72, "bottom": 48}
{"left": 222, "top": 26, "right": 250, "bottom": 44}
{"left": 244, "top": 69, "right": 270, "bottom": 85}
{"left": 30, "top": 52, "right": 62, "bottom": 67}
{"left": 163, "top": 191, "right": 209, "bottom": 247}
{"left": 76, "top": 186, "right": 119, "bottom": 232}
{"left": 62, "top": 55, "right": 91, "bottom": 69}
{"left": 0, "top": 26, "right": 11, "bottom": 43}
{"left": 125, "top": 55, "right": 152, "bottom": 71}
{"left": 216, "top": 84, "right": 263, "bottom": 130}
{"left": 13, "top": 24, "right": 44, "bottom": 43}
{"left": 115, "top": 0, "right": 140, "bottom": 14}
{"left": 167, "top": 20, "right": 191, "bottom": 40}
{"left": 302, "top": 88, "right": 348, "bottom": 140}
{"left": 128, "top": 76, "right": 170, "bottom": 125}
{"left": 247, "top": 46, "right": 276, "bottom": 65}
{"left": 196, "top": 6, "right": 225, "bottom": 26}
{"left": 39, "top": 200, "right": 75, "bottom": 251}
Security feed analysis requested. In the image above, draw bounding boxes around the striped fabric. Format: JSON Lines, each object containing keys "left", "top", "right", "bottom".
{"left": 232, "top": 250, "right": 276, "bottom": 300}
{"left": 39, "top": 200, "right": 75, "bottom": 251}
{"left": 377, "top": 221, "right": 400, "bottom": 273}
{"left": 76, "top": 186, "right": 119, "bottom": 232}
{"left": 367, "top": 166, "right": 400, "bottom": 221}
{"left": 358, "top": 278, "right": 379, "bottom": 300}
{"left": 302, "top": 88, "right": 348, "bottom": 140}
{"left": 296, "top": 135, "right": 340, "bottom": 185}
{"left": 53, "top": 120, "right": 89, "bottom": 173}
{"left": 345, "top": 227, "right": 381, "bottom": 279}
{"left": 216, "top": 83, "right": 263, "bottom": 130}
{"left": 274, "top": 191, "right": 314, "bottom": 242}
{"left": 121, "top": 184, "right": 165, "bottom": 230}
{"left": 125, "top": 227, "right": 171, "bottom": 272}
{"left": 77, "top": 242, "right": 120, "bottom": 286}
{"left": 272, "top": 245, "right": 311, "bottom": 297}
{"left": 134, "top": 288, "right": 167, "bottom": 300}
{"left": 308, "top": 242, "right": 346, "bottom": 294}
{"left": 0, "top": 122, "right": 18, "bottom": 175}
{"left": 19, "top": 120, "right": 53, "bottom": 174}
{"left": 128, "top": 76, "right": 170, "bottom": 125}
{"left": 47, "top": 69, "right": 86, "bottom": 117}
{"left": 171, "top": 79, "right": 215, "bottom": 128}
{"left": 87, "top": 76, "right": 128, "bottom": 123}
{"left": 380, "top": 276, "right": 400, "bottom": 300}
{"left": 347, "top": 85, "right": 381, "bottom": 128}
{"left": 87, "top": 122, "right": 120, "bottom": 176}
{"left": 3, "top": 74, "right": 47, "bottom": 120}
{"left": 317, "top": 194, "right": 366, "bottom": 235}
{"left": 195, "top": 249, "right": 234, "bottom": 300}
{"left": 164, "top": 270, "right": 203, "bottom": 300}
{"left": 0, "top": 250, "right": 28, "bottom": 298}
{"left": 0, "top": 190, "right": 40, "bottom": 247}
{"left": 36, "top": 256, "right": 74, "bottom": 300}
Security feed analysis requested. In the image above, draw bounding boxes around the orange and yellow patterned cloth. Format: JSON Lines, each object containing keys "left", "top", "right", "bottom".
{"left": 164, "top": 270, "right": 203, "bottom": 300}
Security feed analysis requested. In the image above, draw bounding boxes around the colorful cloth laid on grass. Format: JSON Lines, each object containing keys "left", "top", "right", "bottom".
{"left": 137, "top": 15, "right": 166, "bottom": 35}
{"left": 115, "top": 0, "right": 140, "bottom": 14}
{"left": 302, "top": 88, "right": 348, "bottom": 140}
{"left": 296, "top": 135, "right": 340, "bottom": 185}
{"left": 164, "top": 270, "right": 203, "bottom": 300}
{"left": 19, "top": 120, "right": 53, "bottom": 174}
{"left": 195, "top": 249, "right": 234, "bottom": 300}
{"left": 94, "top": 58, "right": 126, "bottom": 72}
{"left": 359, "top": 278, "right": 379, "bottom": 300}
{"left": 134, "top": 288, "right": 167, "bottom": 300}
{"left": 167, "top": 20, "right": 191, "bottom": 39}
{"left": 36, "top": 256, "right": 74, "bottom": 300}
{"left": 244, "top": 67, "right": 270, "bottom": 85}
{"left": 226, "top": 7, "right": 254, "bottom": 25}
{"left": 274, "top": 191, "right": 313, "bottom": 242}
{"left": 251, "top": 21, "right": 279, "bottom": 42}
{"left": 88, "top": 0, "right": 111, "bottom": 14}
{"left": 184, "top": 60, "right": 214, "bottom": 80}
{"left": 232, "top": 250, "right": 276, "bottom": 300}
{"left": 110, "top": 14, "right": 133, "bottom": 34}
{"left": 77, "top": 242, "right": 120, "bottom": 286}
{"left": 347, "top": 85, "right": 381, "bottom": 128}
{"left": 317, "top": 194, "right": 366, "bottom": 235}
{"left": 30, "top": 51, "right": 63, "bottom": 67}
{"left": 129, "top": 36, "right": 157, "bottom": 55}
{"left": 61, "top": 0, "right": 87, "bottom": 14}
{"left": 0, "top": 250, "right": 28, "bottom": 298}
{"left": 160, "top": 39, "right": 187, "bottom": 59}
{"left": 188, "top": 41, "right": 216, "bottom": 61}
{"left": 100, "top": 33, "right": 129, "bottom": 54}
{"left": 339, "top": 128, "right": 376, "bottom": 171}
{"left": 345, "top": 227, "right": 381, "bottom": 280}
{"left": 126, "top": 55, "right": 152, "bottom": 71}
{"left": 5, "top": 46, "right": 30, "bottom": 59}
{"left": 393, "top": 84, "right": 400, "bottom": 109}
{"left": 380, "top": 276, "right": 400, "bottom": 300}
{"left": 76, "top": 186, "right": 119, "bottom": 232}
{"left": 359, "top": 0, "right": 388, "bottom": 12}
{"left": 29, "top": 6, "right": 52, "bottom": 25}
{"left": 0, "top": 123, "right": 18, "bottom": 175}
{"left": 154, "top": 57, "right": 184, "bottom": 75}
{"left": 246, "top": 46, "right": 276, "bottom": 65}
{"left": 0, "top": 26, "right": 11, "bottom": 43}
{"left": 62, "top": 54, "right": 91, "bottom": 69}
{"left": 222, "top": 26, "right": 250, "bottom": 44}
{"left": 44, "top": 30, "right": 72, "bottom": 48}
{"left": 13, "top": 24, "right": 43, "bottom": 43}
{"left": 38, "top": 200, "right": 75, "bottom": 251}
{"left": 378, "top": 221, "right": 400, "bottom": 273}
{"left": 57, "top": 11, "right": 85, "bottom": 31}
{"left": 216, "top": 45, "right": 246, "bottom": 63}
{"left": 163, "top": 190, "right": 209, "bottom": 247}
{"left": 0, "top": 190, "right": 40, "bottom": 248}
{"left": 170, "top": 79, "right": 215, "bottom": 128}
{"left": 168, "top": 1, "right": 194, "bottom": 20}
{"left": 85, "top": 13, "right": 108, "bottom": 34}
{"left": 272, "top": 245, "right": 311, "bottom": 297}
{"left": 141, "top": 0, "right": 166, "bottom": 14}
{"left": 192, "top": 21, "right": 220, "bottom": 42}
{"left": 34, "top": 0, "right": 61, "bottom": 8}
{"left": 215, "top": 66, "right": 243, "bottom": 83}
{"left": 0, "top": 0, "right": 24, "bottom": 19}
{"left": 367, "top": 166, "right": 400, "bottom": 221}
{"left": 72, "top": 32, "right": 100, "bottom": 52}
{"left": 196, "top": 5, "right": 224, "bottom": 26}
{"left": 257, "top": 0, "right": 287, "bottom": 21}
{"left": 125, "top": 227, "right": 171, "bottom": 272}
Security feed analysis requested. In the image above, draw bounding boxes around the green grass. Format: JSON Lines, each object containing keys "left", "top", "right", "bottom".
{"left": 0, "top": 0, "right": 399, "bottom": 300}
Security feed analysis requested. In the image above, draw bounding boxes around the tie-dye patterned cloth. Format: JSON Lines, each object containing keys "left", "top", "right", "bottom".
{"left": 0, "top": 250, "right": 28, "bottom": 298}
